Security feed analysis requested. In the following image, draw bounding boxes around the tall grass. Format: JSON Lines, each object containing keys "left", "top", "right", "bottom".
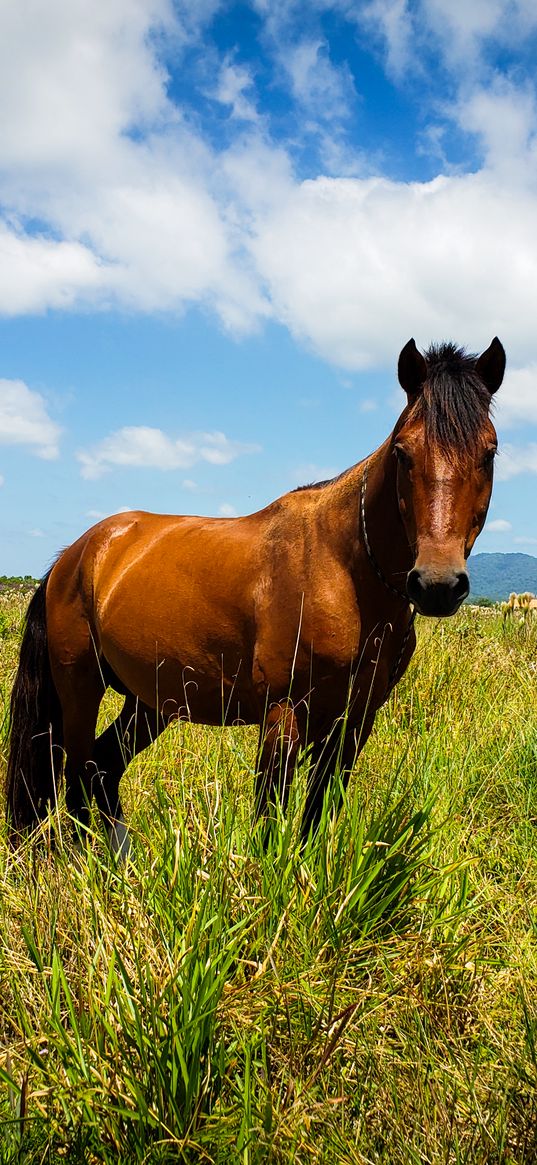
{"left": 0, "top": 592, "right": 536, "bottom": 1162}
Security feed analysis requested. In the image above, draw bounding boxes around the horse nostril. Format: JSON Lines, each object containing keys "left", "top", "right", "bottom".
{"left": 453, "top": 571, "right": 470, "bottom": 602}
{"left": 406, "top": 568, "right": 425, "bottom": 604}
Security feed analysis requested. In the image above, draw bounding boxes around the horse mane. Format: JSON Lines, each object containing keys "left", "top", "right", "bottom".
{"left": 293, "top": 465, "right": 355, "bottom": 493}
{"left": 409, "top": 342, "right": 493, "bottom": 461}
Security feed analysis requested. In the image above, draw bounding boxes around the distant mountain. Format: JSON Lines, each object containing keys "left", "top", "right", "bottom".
{"left": 468, "top": 553, "right": 537, "bottom": 601}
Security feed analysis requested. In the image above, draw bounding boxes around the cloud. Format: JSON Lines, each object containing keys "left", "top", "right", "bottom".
{"left": 0, "top": 474, "right": 4, "bottom": 486}
{"left": 218, "top": 502, "right": 238, "bottom": 516}
{"left": 0, "top": 223, "right": 104, "bottom": 315}
{"left": 0, "top": 0, "right": 175, "bottom": 173}
{"left": 361, "top": 0, "right": 537, "bottom": 80}
{"left": 421, "top": 0, "right": 537, "bottom": 66}
{"left": 496, "top": 443, "right": 537, "bottom": 480}
{"left": 0, "top": 379, "right": 61, "bottom": 458}
{"left": 214, "top": 57, "right": 260, "bottom": 122}
{"left": 77, "top": 425, "right": 260, "bottom": 479}
{"left": 0, "top": 0, "right": 267, "bottom": 331}
{"left": 273, "top": 36, "right": 360, "bottom": 173}
{"left": 456, "top": 77, "right": 537, "bottom": 173}
{"left": 359, "top": 0, "right": 414, "bottom": 82}
{"left": 246, "top": 169, "right": 537, "bottom": 368}
{"left": 485, "top": 518, "right": 512, "bottom": 533}
{"left": 279, "top": 38, "right": 355, "bottom": 122}
{"left": 1, "top": 0, "right": 537, "bottom": 373}
{"left": 496, "top": 364, "right": 537, "bottom": 428}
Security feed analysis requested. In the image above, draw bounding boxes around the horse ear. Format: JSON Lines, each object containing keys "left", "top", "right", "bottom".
{"left": 475, "top": 337, "right": 506, "bottom": 395}
{"left": 398, "top": 339, "right": 427, "bottom": 399}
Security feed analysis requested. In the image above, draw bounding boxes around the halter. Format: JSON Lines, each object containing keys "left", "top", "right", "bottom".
{"left": 359, "top": 461, "right": 417, "bottom": 700}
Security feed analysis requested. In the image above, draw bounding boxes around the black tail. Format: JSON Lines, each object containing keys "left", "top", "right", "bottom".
{"left": 5, "top": 573, "right": 64, "bottom": 841}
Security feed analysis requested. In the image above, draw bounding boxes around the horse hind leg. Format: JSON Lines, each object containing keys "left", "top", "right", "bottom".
{"left": 91, "top": 696, "right": 165, "bottom": 857}
{"left": 58, "top": 669, "right": 104, "bottom": 848}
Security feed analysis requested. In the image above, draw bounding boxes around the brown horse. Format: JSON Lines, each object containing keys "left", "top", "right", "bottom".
{"left": 6, "top": 337, "right": 505, "bottom": 853}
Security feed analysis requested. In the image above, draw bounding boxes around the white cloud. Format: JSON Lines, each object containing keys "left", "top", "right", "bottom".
{"left": 485, "top": 518, "right": 512, "bottom": 532}
{"left": 0, "top": 0, "right": 537, "bottom": 376}
{"left": 496, "top": 443, "right": 537, "bottom": 480}
{"left": 496, "top": 364, "right": 537, "bottom": 428}
{"left": 214, "top": 58, "right": 260, "bottom": 122}
{"left": 173, "top": 0, "right": 225, "bottom": 42}
{"left": 77, "top": 425, "right": 260, "bottom": 479}
{"left": 0, "top": 474, "right": 4, "bottom": 486}
{"left": 362, "top": 0, "right": 537, "bottom": 79}
{"left": 279, "top": 38, "right": 354, "bottom": 121}
{"left": 199, "top": 431, "right": 259, "bottom": 465}
{"left": 456, "top": 77, "right": 537, "bottom": 173}
{"left": 0, "top": 0, "right": 266, "bottom": 331}
{"left": 0, "top": 379, "right": 61, "bottom": 458}
{"left": 0, "top": 223, "right": 104, "bottom": 315}
{"left": 28, "top": 528, "right": 45, "bottom": 538}
{"left": 245, "top": 170, "right": 537, "bottom": 368}
{"left": 360, "top": 0, "right": 414, "bottom": 81}
{"left": 219, "top": 502, "right": 238, "bottom": 516}
{"left": 0, "top": 0, "right": 175, "bottom": 172}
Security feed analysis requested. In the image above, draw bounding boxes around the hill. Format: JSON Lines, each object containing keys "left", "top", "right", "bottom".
{"left": 468, "top": 552, "right": 537, "bottom": 601}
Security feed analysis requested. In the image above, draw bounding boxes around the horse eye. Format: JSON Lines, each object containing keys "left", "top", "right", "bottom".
{"left": 481, "top": 447, "right": 497, "bottom": 470}
{"left": 394, "top": 444, "right": 413, "bottom": 470}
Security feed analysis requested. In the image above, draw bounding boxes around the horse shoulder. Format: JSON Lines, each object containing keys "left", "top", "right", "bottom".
{"left": 251, "top": 541, "right": 362, "bottom": 696}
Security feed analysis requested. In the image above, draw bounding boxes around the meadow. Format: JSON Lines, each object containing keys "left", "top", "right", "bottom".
{"left": 0, "top": 588, "right": 536, "bottom": 1164}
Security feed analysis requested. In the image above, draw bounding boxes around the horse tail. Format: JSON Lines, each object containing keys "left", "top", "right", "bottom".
{"left": 5, "top": 571, "right": 64, "bottom": 841}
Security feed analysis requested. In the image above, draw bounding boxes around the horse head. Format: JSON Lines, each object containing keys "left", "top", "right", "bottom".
{"left": 394, "top": 336, "right": 505, "bottom": 617}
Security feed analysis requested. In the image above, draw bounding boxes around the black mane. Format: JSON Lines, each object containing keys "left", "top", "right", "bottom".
{"left": 411, "top": 342, "right": 493, "bottom": 456}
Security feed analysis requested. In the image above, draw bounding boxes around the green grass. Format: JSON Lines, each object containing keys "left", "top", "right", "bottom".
{"left": 0, "top": 590, "right": 536, "bottom": 1163}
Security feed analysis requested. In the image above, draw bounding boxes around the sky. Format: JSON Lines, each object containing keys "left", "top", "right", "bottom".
{"left": 1, "top": 0, "right": 537, "bottom": 576}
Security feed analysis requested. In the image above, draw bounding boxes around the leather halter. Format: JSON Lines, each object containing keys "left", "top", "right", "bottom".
{"left": 360, "top": 461, "right": 409, "bottom": 601}
{"left": 359, "top": 461, "right": 417, "bottom": 699}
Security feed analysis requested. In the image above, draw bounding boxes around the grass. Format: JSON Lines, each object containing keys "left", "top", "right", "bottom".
{"left": 0, "top": 590, "right": 536, "bottom": 1163}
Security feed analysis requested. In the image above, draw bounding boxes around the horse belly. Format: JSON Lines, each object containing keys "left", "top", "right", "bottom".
{"left": 97, "top": 587, "right": 259, "bottom": 725}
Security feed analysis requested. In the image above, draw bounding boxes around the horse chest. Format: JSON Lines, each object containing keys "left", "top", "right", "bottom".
{"left": 252, "top": 584, "right": 361, "bottom": 698}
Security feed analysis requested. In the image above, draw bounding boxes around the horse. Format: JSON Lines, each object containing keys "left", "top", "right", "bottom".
{"left": 6, "top": 337, "right": 506, "bottom": 853}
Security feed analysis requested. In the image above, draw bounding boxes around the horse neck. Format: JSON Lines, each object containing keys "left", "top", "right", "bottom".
{"left": 327, "top": 437, "right": 413, "bottom": 594}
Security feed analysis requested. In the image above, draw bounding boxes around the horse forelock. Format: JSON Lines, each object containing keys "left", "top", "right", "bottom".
{"left": 407, "top": 342, "right": 494, "bottom": 465}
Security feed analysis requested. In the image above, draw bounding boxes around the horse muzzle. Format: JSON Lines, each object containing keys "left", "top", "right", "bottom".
{"left": 406, "top": 567, "right": 470, "bottom": 617}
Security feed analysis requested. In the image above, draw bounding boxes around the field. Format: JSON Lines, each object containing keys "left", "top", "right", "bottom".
{"left": 0, "top": 590, "right": 536, "bottom": 1164}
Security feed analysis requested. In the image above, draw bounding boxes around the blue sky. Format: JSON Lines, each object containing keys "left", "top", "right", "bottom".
{"left": 1, "top": 0, "right": 537, "bottom": 575}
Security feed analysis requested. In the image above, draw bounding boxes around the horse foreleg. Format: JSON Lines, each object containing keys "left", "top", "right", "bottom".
{"left": 92, "top": 696, "right": 165, "bottom": 857}
{"left": 255, "top": 700, "right": 301, "bottom": 823}
{"left": 301, "top": 714, "right": 375, "bottom": 840}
